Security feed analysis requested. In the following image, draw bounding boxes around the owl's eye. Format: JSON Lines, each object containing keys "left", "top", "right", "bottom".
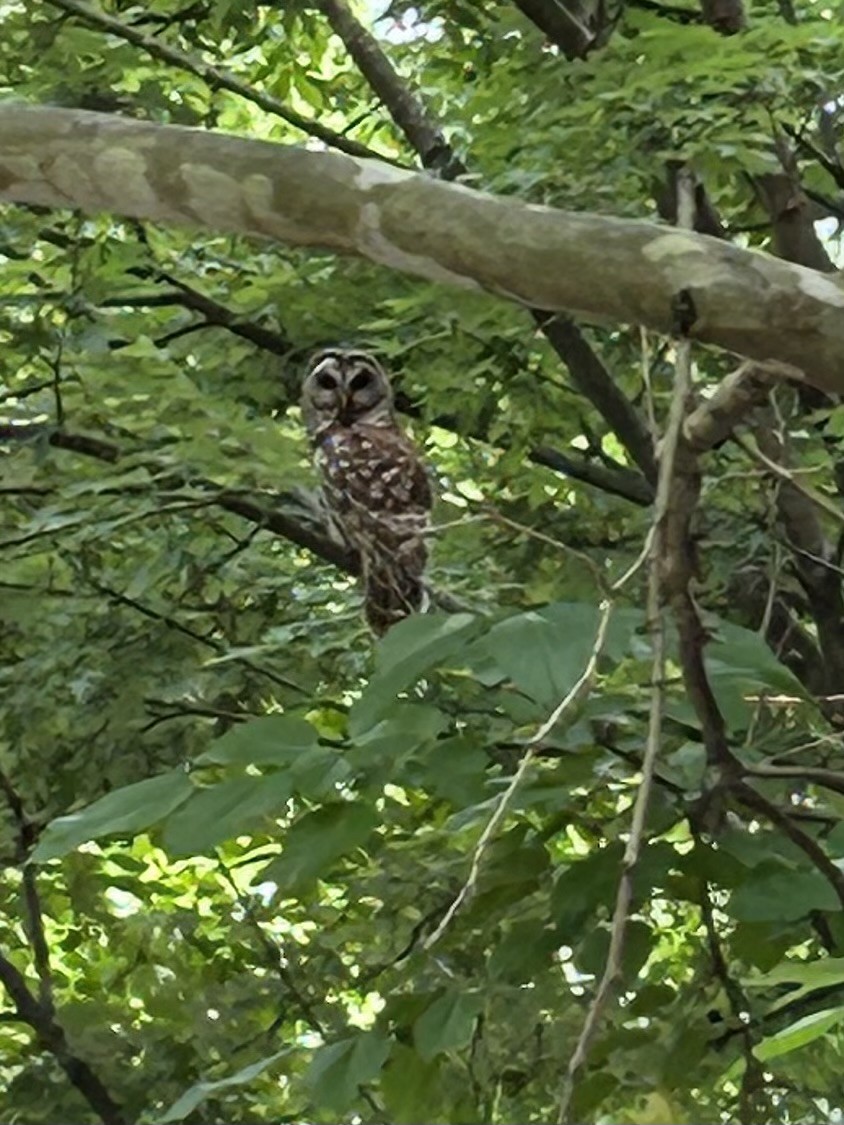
{"left": 349, "top": 369, "right": 373, "bottom": 392}
{"left": 316, "top": 370, "right": 338, "bottom": 390}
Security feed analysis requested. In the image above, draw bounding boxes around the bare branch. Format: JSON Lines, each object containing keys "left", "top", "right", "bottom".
{"left": 0, "top": 949, "right": 127, "bottom": 1125}
{"left": 745, "top": 762, "right": 844, "bottom": 797}
{"left": 558, "top": 169, "right": 697, "bottom": 1124}
{"left": 511, "top": 0, "right": 596, "bottom": 59}
{"left": 683, "top": 362, "right": 777, "bottom": 452}
{"left": 315, "top": 0, "right": 463, "bottom": 177}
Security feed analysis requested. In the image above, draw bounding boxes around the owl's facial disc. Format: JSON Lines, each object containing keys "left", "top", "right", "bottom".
{"left": 302, "top": 348, "right": 393, "bottom": 434}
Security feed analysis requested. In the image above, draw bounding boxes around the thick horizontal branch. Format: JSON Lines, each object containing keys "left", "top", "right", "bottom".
{"left": 1, "top": 107, "right": 842, "bottom": 394}
{"left": 528, "top": 445, "right": 652, "bottom": 503}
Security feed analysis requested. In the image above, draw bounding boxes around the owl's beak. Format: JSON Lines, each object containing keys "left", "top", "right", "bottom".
{"left": 337, "top": 390, "right": 353, "bottom": 424}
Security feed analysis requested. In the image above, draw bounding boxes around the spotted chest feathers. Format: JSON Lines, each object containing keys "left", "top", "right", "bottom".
{"left": 316, "top": 424, "right": 431, "bottom": 546}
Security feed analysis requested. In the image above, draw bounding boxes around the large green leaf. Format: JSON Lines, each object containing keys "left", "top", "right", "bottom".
{"left": 729, "top": 870, "right": 840, "bottom": 922}
{"left": 262, "top": 801, "right": 377, "bottom": 892}
{"left": 705, "top": 619, "right": 810, "bottom": 729}
{"left": 195, "top": 714, "right": 318, "bottom": 767}
{"left": 381, "top": 1044, "right": 443, "bottom": 1124}
{"left": 305, "top": 1031, "right": 391, "bottom": 1111}
{"left": 467, "top": 602, "right": 641, "bottom": 709}
{"left": 413, "top": 990, "right": 484, "bottom": 1060}
{"left": 161, "top": 772, "right": 293, "bottom": 856}
{"left": 31, "top": 772, "right": 194, "bottom": 862}
{"left": 745, "top": 957, "right": 844, "bottom": 1012}
{"left": 350, "top": 613, "right": 482, "bottom": 734}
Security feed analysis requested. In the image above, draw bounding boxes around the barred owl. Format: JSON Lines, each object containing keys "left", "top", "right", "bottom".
{"left": 301, "top": 348, "right": 432, "bottom": 635}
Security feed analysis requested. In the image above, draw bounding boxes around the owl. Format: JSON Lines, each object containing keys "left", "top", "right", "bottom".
{"left": 300, "top": 348, "right": 433, "bottom": 635}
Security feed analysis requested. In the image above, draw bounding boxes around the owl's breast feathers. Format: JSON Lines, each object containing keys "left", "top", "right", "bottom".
{"left": 316, "top": 424, "right": 432, "bottom": 524}
{"left": 314, "top": 423, "right": 433, "bottom": 633}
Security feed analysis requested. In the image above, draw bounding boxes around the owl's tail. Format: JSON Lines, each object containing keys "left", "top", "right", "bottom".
{"left": 363, "top": 555, "right": 428, "bottom": 636}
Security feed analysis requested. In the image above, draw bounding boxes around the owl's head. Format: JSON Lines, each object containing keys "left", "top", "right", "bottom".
{"left": 301, "top": 348, "right": 395, "bottom": 436}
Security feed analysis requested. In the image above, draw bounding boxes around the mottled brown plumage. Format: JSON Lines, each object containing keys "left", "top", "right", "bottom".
{"left": 301, "top": 349, "right": 432, "bottom": 634}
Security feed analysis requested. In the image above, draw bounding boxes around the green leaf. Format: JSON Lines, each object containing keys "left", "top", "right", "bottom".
{"left": 262, "top": 802, "right": 377, "bottom": 892}
{"left": 745, "top": 957, "right": 844, "bottom": 1012}
{"left": 157, "top": 1049, "right": 290, "bottom": 1122}
{"left": 488, "top": 919, "right": 559, "bottom": 984}
{"left": 729, "top": 870, "right": 839, "bottom": 922}
{"left": 381, "top": 1044, "right": 443, "bottom": 1124}
{"left": 468, "top": 602, "right": 640, "bottom": 708}
{"left": 706, "top": 619, "right": 809, "bottom": 729}
{"left": 413, "top": 990, "right": 484, "bottom": 1060}
{"left": 351, "top": 613, "right": 482, "bottom": 734}
{"left": 195, "top": 714, "right": 318, "bottom": 766}
{"left": 31, "top": 772, "right": 193, "bottom": 862}
{"left": 752, "top": 1007, "right": 844, "bottom": 1062}
{"left": 305, "top": 1031, "right": 391, "bottom": 1111}
{"left": 161, "top": 772, "right": 293, "bottom": 856}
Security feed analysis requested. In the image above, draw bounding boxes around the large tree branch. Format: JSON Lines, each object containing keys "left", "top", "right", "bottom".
{"left": 44, "top": 0, "right": 399, "bottom": 165}
{"left": 2, "top": 108, "right": 844, "bottom": 395}
{"left": 511, "top": 0, "right": 596, "bottom": 59}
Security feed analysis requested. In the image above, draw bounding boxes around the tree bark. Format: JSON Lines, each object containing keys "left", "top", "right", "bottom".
{"left": 2, "top": 106, "right": 844, "bottom": 395}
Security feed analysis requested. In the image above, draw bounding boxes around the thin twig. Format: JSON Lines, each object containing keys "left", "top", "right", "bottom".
{"left": 696, "top": 865, "right": 768, "bottom": 1125}
{"left": 423, "top": 527, "right": 652, "bottom": 952}
{"left": 734, "top": 433, "right": 844, "bottom": 527}
{"left": 556, "top": 169, "right": 697, "bottom": 1125}
{"left": 423, "top": 599, "right": 613, "bottom": 950}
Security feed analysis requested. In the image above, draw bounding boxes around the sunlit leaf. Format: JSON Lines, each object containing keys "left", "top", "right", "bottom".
{"left": 31, "top": 772, "right": 193, "bottom": 862}
{"left": 262, "top": 802, "right": 377, "bottom": 891}
{"left": 161, "top": 773, "right": 293, "bottom": 856}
